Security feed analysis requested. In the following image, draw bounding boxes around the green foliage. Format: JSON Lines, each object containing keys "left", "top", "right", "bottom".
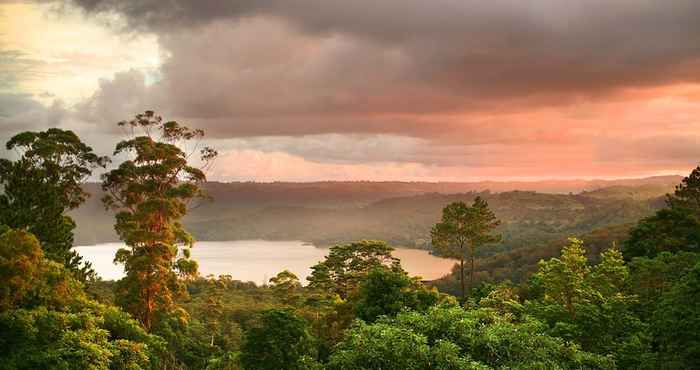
{"left": 269, "top": 270, "right": 302, "bottom": 306}
{"left": 354, "top": 267, "right": 442, "bottom": 322}
{"left": 667, "top": 166, "right": 700, "bottom": 210}
{"left": 432, "top": 223, "right": 633, "bottom": 296}
{"left": 102, "top": 111, "right": 216, "bottom": 331}
{"left": 0, "top": 228, "right": 86, "bottom": 311}
{"left": 0, "top": 229, "right": 44, "bottom": 310}
{"left": 206, "top": 351, "right": 241, "bottom": 370}
{"left": 239, "top": 308, "right": 316, "bottom": 370}
{"left": 431, "top": 197, "right": 500, "bottom": 300}
{"left": 478, "top": 283, "right": 522, "bottom": 317}
{"left": 327, "top": 320, "right": 489, "bottom": 370}
{"left": 527, "top": 239, "right": 654, "bottom": 369}
{"left": 303, "top": 240, "right": 409, "bottom": 354}
{"left": 0, "top": 303, "right": 164, "bottom": 370}
{"left": 534, "top": 238, "right": 591, "bottom": 318}
{"left": 307, "top": 240, "right": 401, "bottom": 300}
{"left": 150, "top": 311, "right": 220, "bottom": 369}
{"left": 623, "top": 207, "right": 700, "bottom": 259}
{"left": 326, "top": 322, "right": 435, "bottom": 370}
{"left": 0, "top": 229, "right": 164, "bottom": 370}
{"left": 329, "top": 306, "right": 614, "bottom": 370}
{"left": 588, "top": 248, "right": 629, "bottom": 297}
{"left": 628, "top": 251, "right": 699, "bottom": 319}
{"left": 624, "top": 167, "right": 700, "bottom": 259}
{"left": 0, "top": 128, "right": 107, "bottom": 280}
{"left": 651, "top": 262, "right": 700, "bottom": 368}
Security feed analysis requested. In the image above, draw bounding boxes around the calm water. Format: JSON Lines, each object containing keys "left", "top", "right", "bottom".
{"left": 74, "top": 240, "right": 455, "bottom": 284}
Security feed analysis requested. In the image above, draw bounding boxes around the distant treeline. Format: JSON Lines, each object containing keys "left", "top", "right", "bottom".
{"left": 73, "top": 182, "right": 670, "bottom": 253}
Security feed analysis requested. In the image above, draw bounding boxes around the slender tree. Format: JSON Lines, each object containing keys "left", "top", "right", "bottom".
{"left": 101, "top": 111, "right": 216, "bottom": 331}
{"left": 431, "top": 196, "right": 500, "bottom": 300}
{"left": 0, "top": 129, "right": 108, "bottom": 280}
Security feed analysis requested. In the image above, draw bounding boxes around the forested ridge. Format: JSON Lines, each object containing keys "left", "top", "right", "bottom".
{"left": 73, "top": 180, "right": 672, "bottom": 249}
{"left": 1, "top": 115, "right": 699, "bottom": 369}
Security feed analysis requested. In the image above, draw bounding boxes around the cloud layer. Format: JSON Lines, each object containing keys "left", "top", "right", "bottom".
{"left": 3, "top": 0, "right": 700, "bottom": 180}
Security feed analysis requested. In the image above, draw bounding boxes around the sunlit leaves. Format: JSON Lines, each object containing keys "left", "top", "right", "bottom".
{"left": 535, "top": 237, "right": 590, "bottom": 318}
{"left": 102, "top": 111, "right": 216, "bottom": 331}
{"left": 269, "top": 270, "right": 302, "bottom": 306}
{"left": 0, "top": 230, "right": 44, "bottom": 310}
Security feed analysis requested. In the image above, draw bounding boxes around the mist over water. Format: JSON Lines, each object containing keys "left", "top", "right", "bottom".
{"left": 74, "top": 240, "right": 455, "bottom": 284}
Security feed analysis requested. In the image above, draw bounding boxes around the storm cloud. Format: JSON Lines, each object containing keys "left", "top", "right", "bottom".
{"left": 64, "top": 0, "right": 700, "bottom": 136}
{"left": 3, "top": 0, "right": 700, "bottom": 179}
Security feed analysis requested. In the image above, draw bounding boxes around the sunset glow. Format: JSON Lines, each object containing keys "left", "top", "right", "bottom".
{"left": 2, "top": 1, "right": 700, "bottom": 181}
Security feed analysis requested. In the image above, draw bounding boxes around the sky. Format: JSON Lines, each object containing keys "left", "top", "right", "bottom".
{"left": 1, "top": 0, "right": 700, "bottom": 182}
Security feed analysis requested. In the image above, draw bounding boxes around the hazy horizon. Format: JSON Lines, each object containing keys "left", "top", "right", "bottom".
{"left": 81, "top": 173, "right": 686, "bottom": 185}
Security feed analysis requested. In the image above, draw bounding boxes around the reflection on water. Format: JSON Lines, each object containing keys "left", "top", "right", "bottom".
{"left": 74, "top": 240, "right": 455, "bottom": 284}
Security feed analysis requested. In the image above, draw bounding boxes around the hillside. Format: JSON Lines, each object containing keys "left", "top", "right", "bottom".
{"left": 430, "top": 223, "right": 635, "bottom": 295}
{"left": 185, "top": 190, "right": 661, "bottom": 252}
{"left": 72, "top": 177, "right": 676, "bottom": 253}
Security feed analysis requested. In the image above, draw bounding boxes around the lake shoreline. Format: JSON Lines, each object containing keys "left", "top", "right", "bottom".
{"left": 75, "top": 240, "right": 454, "bottom": 284}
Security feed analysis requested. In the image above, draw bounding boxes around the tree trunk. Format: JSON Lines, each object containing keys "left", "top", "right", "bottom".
{"left": 460, "top": 258, "right": 465, "bottom": 301}
{"left": 144, "top": 287, "right": 153, "bottom": 332}
{"left": 566, "top": 291, "right": 576, "bottom": 320}
{"left": 469, "top": 253, "right": 475, "bottom": 298}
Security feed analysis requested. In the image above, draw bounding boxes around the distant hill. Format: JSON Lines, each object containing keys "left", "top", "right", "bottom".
{"left": 71, "top": 176, "right": 677, "bottom": 249}
{"left": 579, "top": 183, "right": 676, "bottom": 201}
{"left": 164, "top": 176, "right": 683, "bottom": 207}
{"left": 430, "top": 223, "right": 635, "bottom": 296}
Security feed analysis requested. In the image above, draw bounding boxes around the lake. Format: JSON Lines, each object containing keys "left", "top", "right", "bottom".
{"left": 74, "top": 240, "right": 456, "bottom": 284}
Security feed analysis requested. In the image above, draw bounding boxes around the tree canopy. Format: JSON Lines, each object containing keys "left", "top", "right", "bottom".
{"left": 0, "top": 128, "right": 107, "bottom": 280}
{"left": 102, "top": 111, "right": 216, "bottom": 331}
{"left": 307, "top": 240, "right": 401, "bottom": 300}
{"left": 354, "top": 267, "right": 442, "bottom": 323}
{"left": 239, "top": 308, "right": 317, "bottom": 370}
{"left": 431, "top": 197, "right": 501, "bottom": 300}
{"left": 624, "top": 166, "right": 700, "bottom": 259}
{"left": 0, "top": 227, "right": 164, "bottom": 369}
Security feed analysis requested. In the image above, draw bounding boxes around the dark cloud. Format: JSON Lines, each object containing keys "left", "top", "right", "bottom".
{"left": 68, "top": 0, "right": 700, "bottom": 91}
{"left": 62, "top": 0, "right": 700, "bottom": 139}
{"left": 2, "top": 0, "right": 693, "bottom": 178}
{"left": 0, "top": 93, "right": 67, "bottom": 138}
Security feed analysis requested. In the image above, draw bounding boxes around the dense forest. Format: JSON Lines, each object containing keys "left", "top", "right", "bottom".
{"left": 1, "top": 113, "right": 700, "bottom": 369}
